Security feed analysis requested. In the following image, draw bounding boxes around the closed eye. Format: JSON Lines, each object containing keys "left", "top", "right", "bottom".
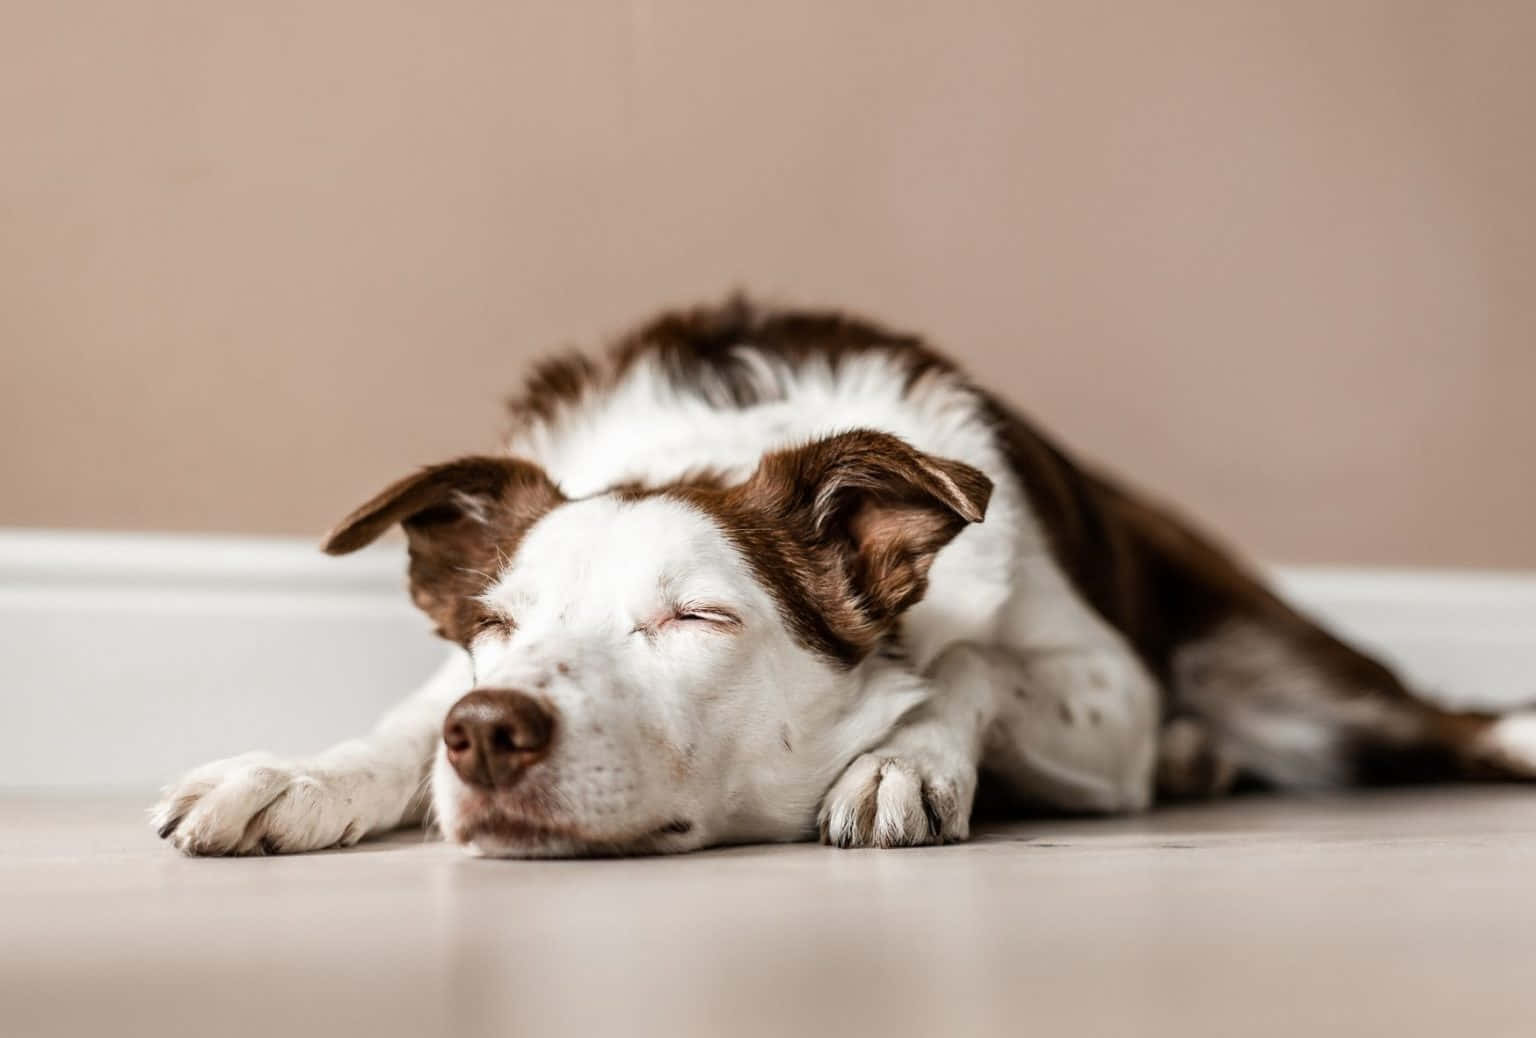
{"left": 636, "top": 605, "right": 743, "bottom": 636}
{"left": 673, "top": 608, "right": 742, "bottom": 628}
{"left": 472, "top": 613, "right": 516, "bottom": 639}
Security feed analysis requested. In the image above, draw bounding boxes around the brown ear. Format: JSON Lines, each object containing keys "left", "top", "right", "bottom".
{"left": 733, "top": 430, "right": 992, "bottom": 662}
{"left": 322, "top": 455, "right": 563, "bottom": 641}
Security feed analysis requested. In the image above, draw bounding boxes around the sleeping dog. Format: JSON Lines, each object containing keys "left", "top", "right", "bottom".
{"left": 152, "top": 299, "right": 1536, "bottom": 857}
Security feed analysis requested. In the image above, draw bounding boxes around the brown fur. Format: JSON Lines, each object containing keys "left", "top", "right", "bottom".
{"left": 676, "top": 430, "right": 991, "bottom": 667}
{"left": 506, "top": 352, "right": 602, "bottom": 431}
{"left": 501, "top": 296, "right": 955, "bottom": 441}
{"left": 322, "top": 456, "right": 565, "bottom": 643}
{"left": 611, "top": 295, "right": 952, "bottom": 408}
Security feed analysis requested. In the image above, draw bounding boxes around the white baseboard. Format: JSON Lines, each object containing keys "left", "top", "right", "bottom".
{"left": 0, "top": 529, "right": 446, "bottom": 790}
{"left": 3, "top": 528, "right": 1533, "bottom": 790}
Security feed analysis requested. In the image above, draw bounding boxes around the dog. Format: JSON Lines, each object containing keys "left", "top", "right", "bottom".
{"left": 151, "top": 298, "right": 1536, "bottom": 857}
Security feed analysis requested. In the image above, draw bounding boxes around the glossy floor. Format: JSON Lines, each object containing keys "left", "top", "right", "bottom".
{"left": 5, "top": 789, "right": 1535, "bottom": 1037}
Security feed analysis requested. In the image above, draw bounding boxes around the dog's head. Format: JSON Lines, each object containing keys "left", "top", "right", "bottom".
{"left": 324, "top": 430, "right": 990, "bottom": 856}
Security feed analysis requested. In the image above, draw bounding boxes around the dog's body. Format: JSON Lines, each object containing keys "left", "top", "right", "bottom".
{"left": 153, "top": 300, "right": 1536, "bottom": 857}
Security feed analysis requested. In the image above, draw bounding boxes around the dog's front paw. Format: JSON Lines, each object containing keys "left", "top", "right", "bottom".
{"left": 151, "top": 753, "right": 369, "bottom": 856}
{"left": 818, "top": 753, "right": 973, "bottom": 849}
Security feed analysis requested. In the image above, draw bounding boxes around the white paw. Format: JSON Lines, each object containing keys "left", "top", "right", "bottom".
{"left": 151, "top": 752, "right": 370, "bottom": 856}
{"left": 818, "top": 753, "right": 973, "bottom": 848}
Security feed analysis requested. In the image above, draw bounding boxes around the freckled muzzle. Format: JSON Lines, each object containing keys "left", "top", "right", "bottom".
{"left": 442, "top": 688, "right": 556, "bottom": 789}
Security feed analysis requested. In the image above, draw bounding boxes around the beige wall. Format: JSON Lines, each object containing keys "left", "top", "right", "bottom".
{"left": 3, "top": 2, "right": 1532, "bottom": 567}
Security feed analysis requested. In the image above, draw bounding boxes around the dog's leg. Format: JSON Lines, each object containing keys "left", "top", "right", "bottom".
{"left": 150, "top": 651, "right": 470, "bottom": 856}
{"left": 1174, "top": 618, "right": 1536, "bottom": 788}
{"left": 819, "top": 645, "right": 1000, "bottom": 848}
{"left": 980, "top": 641, "right": 1161, "bottom": 813}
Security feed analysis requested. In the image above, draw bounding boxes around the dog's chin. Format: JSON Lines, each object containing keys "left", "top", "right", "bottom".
{"left": 450, "top": 807, "right": 698, "bottom": 859}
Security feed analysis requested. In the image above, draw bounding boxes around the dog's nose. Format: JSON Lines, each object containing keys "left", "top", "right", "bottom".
{"left": 442, "top": 689, "right": 556, "bottom": 789}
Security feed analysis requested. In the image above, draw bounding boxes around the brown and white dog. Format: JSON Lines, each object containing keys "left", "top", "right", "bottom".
{"left": 152, "top": 299, "right": 1536, "bottom": 857}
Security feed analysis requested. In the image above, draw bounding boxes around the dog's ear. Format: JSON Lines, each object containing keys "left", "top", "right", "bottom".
{"left": 736, "top": 430, "right": 992, "bottom": 657}
{"left": 323, "top": 456, "right": 564, "bottom": 640}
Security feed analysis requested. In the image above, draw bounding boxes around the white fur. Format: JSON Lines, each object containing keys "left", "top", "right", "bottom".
{"left": 1471, "top": 713, "right": 1536, "bottom": 775}
{"left": 154, "top": 346, "right": 1159, "bottom": 856}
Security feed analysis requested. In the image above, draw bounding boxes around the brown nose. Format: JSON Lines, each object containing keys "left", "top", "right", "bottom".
{"left": 442, "top": 689, "right": 556, "bottom": 789}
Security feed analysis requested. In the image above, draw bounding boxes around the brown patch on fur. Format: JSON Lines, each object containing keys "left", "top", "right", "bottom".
{"left": 500, "top": 296, "right": 961, "bottom": 446}
{"left": 611, "top": 295, "right": 953, "bottom": 409}
{"left": 676, "top": 429, "right": 991, "bottom": 667}
{"left": 322, "top": 456, "right": 564, "bottom": 643}
{"left": 506, "top": 352, "right": 602, "bottom": 430}
{"left": 607, "top": 467, "right": 734, "bottom": 500}
{"left": 984, "top": 398, "right": 1399, "bottom": 699}
{"left": 984, "top": 392, "right": 1518, "bottom": 782}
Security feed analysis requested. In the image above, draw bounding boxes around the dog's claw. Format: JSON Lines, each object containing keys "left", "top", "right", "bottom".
{"left": 921, "top": 789, "right": 945, "bottom": 842}
{"left": 156, "top": 816, "right": 182, "bottom": 839}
